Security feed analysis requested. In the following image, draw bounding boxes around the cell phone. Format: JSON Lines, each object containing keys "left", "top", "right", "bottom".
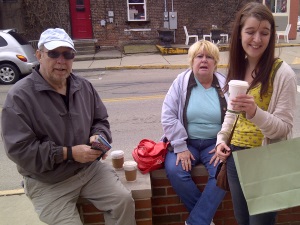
{"left": 91, "top": 135, "right": 112, "bottom": 160}
{"left": 98, "top": 149, "right": 108, "bottom": 160}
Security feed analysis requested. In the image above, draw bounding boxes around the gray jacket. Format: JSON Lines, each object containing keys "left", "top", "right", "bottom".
{"left": 161, "top": 69, "right": 228, "bottom": 153}
{"left": 1, "top": 69, "right": 111, "bottom": 183}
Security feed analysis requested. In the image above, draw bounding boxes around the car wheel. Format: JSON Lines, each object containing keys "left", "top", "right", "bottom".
{"left": 0, "top": 63, "right": 20, "bottom": 85}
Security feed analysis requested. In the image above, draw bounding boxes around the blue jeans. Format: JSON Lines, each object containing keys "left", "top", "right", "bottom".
{"left": 164, "top": 138, "right": 226, "bottom": 225}
{"left": 227, "top": 145, "right": 277, "bottom": 225}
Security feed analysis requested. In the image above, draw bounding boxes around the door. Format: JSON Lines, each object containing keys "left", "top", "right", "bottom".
{"left": 70, "top": 0, "right": 93, "bottom": 39}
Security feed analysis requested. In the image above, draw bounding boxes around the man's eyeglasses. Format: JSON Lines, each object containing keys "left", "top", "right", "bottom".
{"left": 41, "top": 50, "right": 75, "bottom": 60}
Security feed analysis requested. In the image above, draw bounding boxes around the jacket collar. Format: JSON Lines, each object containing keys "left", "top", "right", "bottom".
{"left": 31, "top": 66, "right": 82, "bottom": 94}
{"left": 187, "top": 71, "right": 223, "bottom": 91}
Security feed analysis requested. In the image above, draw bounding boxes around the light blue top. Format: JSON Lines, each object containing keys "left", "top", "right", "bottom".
{"left": 187, "top": 78, "right": 221, "bottom": 139}
{"left": 161, "top": 69, "right": 228, "bottom": 153}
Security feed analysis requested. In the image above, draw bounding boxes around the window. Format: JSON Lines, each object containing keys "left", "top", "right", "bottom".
{"left": 76, "top": 0, "right": 85, "bottom": 11}
{"left": 263, "top": 0, "right": 289, "bottom": 31}
{"left": 127, "top": 0, "right": 146, "bottom": 21}
{"left": 0, "top": 36, "right": 8, "bottom": 48}
{"left": 8, "top": 31, "right": 29, "bottom": 45}
{"left": 264, "top": 0, "right": 287, "bottom": 13}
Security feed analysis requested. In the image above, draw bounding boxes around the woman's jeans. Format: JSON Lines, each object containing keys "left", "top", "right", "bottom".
{"left": 228, "top": 145, "right": 277, "bottom": 225}
{"left": 164, "top": 138, "right": 226, "bottom": 225}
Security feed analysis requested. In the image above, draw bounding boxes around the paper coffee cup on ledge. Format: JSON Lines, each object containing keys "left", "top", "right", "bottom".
{"left": 228, "top": 80, "right": 249, "bottom": 113}
{"left": 111, "top": 150, "right": 124, "bottom": 170}
{"left": 123, "top": 161, "right": 138, "bottom": 182}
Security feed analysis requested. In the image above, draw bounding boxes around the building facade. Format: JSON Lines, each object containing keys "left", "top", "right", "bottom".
{"left": 0, "top": 0, "right": 298, "bottom": 49}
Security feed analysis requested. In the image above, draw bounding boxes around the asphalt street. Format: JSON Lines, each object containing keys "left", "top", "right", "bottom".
{"left": 0, "top": 67, "right": 300, "bottom": 192}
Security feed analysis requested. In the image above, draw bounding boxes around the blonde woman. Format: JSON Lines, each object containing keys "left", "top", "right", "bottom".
{"left": 161, "top": 40, "right": 228, "bottom": 225}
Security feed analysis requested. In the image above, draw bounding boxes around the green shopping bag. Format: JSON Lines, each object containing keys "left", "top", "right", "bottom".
{"left": 232, "top": 137, "right": 300, "bottom": 215}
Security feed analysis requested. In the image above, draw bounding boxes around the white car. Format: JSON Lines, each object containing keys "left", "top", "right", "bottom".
{"left": 0, "top": 29, "right": 39, "bottom": 84}
{"left": 298, "top": 16, "right": 300, "bottom": 31}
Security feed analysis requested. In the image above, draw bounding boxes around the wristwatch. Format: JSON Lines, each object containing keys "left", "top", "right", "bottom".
{"left": 67, "top": 146, "right": 73, "bottom": 161}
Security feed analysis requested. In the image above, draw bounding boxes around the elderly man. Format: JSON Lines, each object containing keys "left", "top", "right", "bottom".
{"left": 1, "top": 28, "right": 136, "bottom": 225}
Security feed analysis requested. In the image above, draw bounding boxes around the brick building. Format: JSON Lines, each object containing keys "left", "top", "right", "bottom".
{"left": 0, "top": 0, "right": 298, "bottom": 50}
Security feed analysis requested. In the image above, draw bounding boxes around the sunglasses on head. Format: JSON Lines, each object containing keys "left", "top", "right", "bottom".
{"left": 42, "top": 50, "right": 75, "bottom": 60}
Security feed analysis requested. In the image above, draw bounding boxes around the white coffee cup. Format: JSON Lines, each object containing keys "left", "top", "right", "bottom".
{"left": 111, "top": 150, "right": 124, "bottom": 170}
{"left": 228, "top": 80, "right": 249, "bottom": 113}
{"left": 123, "top": 161, "right": 138, "bottom": 182}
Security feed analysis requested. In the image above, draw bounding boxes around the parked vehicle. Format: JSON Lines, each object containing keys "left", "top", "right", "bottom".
{"left": 298, "top": 16, "right": 300, "bottom": 31}
{"left": 0, "top": 29, "right": 39, "bottom": 85}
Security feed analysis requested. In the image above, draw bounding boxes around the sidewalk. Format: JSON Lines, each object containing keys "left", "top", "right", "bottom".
{"left": 72, "top": 38, "right": 300, "bottom": 72}
{"left": 72, "top": 46, "right": 300, "bottom": 72}
{"left": 0, "top": 192, "right": 45, "bottom": 225}
{"left": 1, "top": 37, "right": 300, "bottom": 225}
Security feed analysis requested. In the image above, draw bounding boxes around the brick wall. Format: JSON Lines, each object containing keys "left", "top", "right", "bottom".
{"left": 151, "top": 166, "right": 237, "bottom": 225}
{"left": 89, "top": 0, "right": 255, "bottom": 48}
{"left": 13, "top": 0, "right": 299, "bottom": 48}
{"left": 21, "top": 0, "right": 71, "bottom": 41}
{"left": 151, "top": 166, "right": 300, "bottom": 225}
{"left": 77, "top": 164, "right": 300, "bottom": 225}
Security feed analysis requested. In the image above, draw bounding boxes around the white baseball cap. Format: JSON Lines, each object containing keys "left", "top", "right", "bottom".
{"left": 38, "top": 28, "right": 76, "bottom": 51}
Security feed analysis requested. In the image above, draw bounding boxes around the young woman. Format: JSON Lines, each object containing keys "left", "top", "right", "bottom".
{"left": 211, "top": 2, "right": 297, "bottom": 225}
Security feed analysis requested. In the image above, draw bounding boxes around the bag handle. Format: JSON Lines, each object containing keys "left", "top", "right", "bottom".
{"left": 227, "top": 114, "right": 239, "bottom": 145}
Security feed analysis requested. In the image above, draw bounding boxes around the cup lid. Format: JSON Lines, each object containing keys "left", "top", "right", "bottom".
{"left": 228, "top": 80, "right": 249, "bottom": 87}
{"left": 110, "top": 150, "right": 124, "bottom": 158}
{"left": 123, "top": 161, "right": 137, "bottom": 171}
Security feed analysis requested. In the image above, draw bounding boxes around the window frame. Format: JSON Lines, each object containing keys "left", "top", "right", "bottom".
{"left": 263, "top": 0, "right": 289, "bottom": 14}
{"left": 127, "top": 0, "right": 147, "bottom": 21}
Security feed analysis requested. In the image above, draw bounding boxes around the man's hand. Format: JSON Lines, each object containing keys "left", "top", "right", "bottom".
{"left": 72, "top": 145, "right": 103, "bottom": 163}
{"left": 89, "top": 135, "right": 98, "bottom": 144}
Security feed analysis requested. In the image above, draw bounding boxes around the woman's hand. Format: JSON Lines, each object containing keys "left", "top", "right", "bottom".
{"left": 209, "top": 148, "right": 218, "bottom": 166}
{"left": 231, "top": 94, "right": 257, "bottom": 119}
{"left": 209, "top": 142, "right": 231, "bottom": 166}
{"left": 176, "top": 150, "right": 195, "bottom": 171}
{"left": 214, "top": 143, "right": 231, "bottom": 166}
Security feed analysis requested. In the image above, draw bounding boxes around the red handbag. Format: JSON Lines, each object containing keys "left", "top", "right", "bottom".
{"left": 132, "top": 139, "right": 169, "bottom": 174}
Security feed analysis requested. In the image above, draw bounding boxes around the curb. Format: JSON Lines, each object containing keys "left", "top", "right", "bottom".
{"left": 73, "top": 64, "right": 229, "bottom": 72}
{"left": 0, "top": 188, "right": 24, "bottom": 197}
{"left": 73, "top": 59, "right": 300, "bottom": 72}
{"left": 156, "top": 43, "right": 300, "bottom": 55}
{"left": 105, "top": 64, "right": 190, "bottom": 70}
